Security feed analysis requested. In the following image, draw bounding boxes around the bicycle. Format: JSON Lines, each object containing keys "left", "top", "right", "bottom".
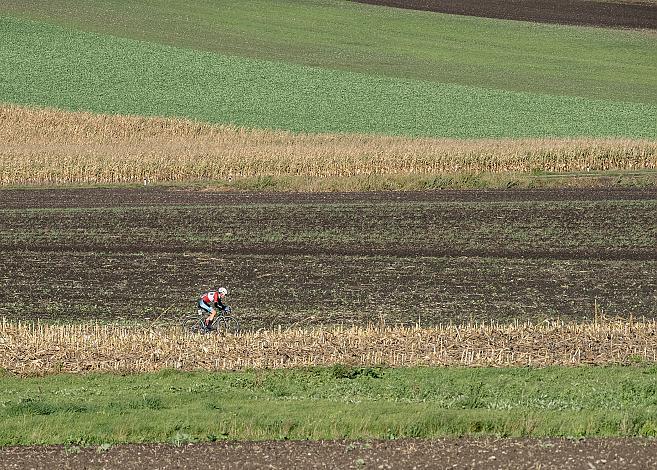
{"left": 180, "top": 306, "right": 240, "bottom": 335}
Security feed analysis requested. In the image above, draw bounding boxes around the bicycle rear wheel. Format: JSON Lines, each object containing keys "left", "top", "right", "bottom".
{"left": 180, "top": 315, "right": 206, "bottom": 334}
{"left": 213, "top": 316, "right": 240, "bottom": 335}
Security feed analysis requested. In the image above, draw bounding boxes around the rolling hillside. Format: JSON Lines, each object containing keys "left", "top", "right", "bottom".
{"left": 1, "top": 0, "right": 656, "bottom": 138}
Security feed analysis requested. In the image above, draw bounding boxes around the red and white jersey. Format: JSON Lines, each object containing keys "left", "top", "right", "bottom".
{"left": 202, "top": 291, "right": 222, "bottom": 304}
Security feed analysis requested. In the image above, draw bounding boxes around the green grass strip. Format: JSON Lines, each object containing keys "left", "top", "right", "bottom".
{"left": 2, "top": 366, "right": 657, "bottom": 445}
{"left": 3, "top": 0, "right": 657, "bottom": 105}
{"left": 1, "top": 16, "right": 657, "bottom": 138}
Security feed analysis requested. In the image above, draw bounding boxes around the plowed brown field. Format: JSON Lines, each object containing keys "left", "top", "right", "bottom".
{"left": 1, "top": 188, "right": 656, "bottom": 327}
{"left": 353, "top": 0, "right": 657, "bottom": 29}
{"left": 2, "top": 438, "right": 657, "bottom": 469}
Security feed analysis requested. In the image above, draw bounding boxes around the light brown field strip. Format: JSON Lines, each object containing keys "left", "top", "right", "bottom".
{"left": 1, "top": 104, "right": 656, "bottom": 185}
{"left": 1, "top": 318, "right": 656, "bottom": 375}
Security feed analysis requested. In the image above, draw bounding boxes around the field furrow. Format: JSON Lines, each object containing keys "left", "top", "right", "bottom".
{"left": 1, "top": 188, "right": 655, "bottom": 326}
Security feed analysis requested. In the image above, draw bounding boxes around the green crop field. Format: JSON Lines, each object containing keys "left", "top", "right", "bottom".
{"left": 3, "top": 0, "right": 656, "bottom": 104}
{"left": 2, "top": 366, "right": 657, "bottom": 444}
{"left": 1, "top": 0, "right": 657, "bottom": 137}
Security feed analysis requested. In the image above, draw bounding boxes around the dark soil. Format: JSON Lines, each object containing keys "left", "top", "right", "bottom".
{"left": 3, "top": 187, "right": 657, "bottom": 209}
{"left": 1, "top": 438, "right": 657, "bottom": 469}
{"left": 352, "top": 0, "right": 657, "bottom": 30}
{"left": 1, "top": 188, "right": 656, "bottom": 327}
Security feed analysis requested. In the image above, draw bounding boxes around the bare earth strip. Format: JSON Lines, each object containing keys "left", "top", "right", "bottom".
{"left": 1, "top": 439, "right": 657, "bottom": 469}
{"left": 3, "top": 187, "right": 657, "bottom": 209}
{"left": 1, "top": 188, "right": 656, "bottom": 326}
{"left": 352, "top": 0, "right": 657, "bottom": 29}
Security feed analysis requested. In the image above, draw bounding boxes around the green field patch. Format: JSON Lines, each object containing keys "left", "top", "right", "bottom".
{"left": 1, "top": 366, "right": 657, "bottom": 444}
{"left": 1, "top": 16, "right": 656, "bottom": 138}
{"left": 3, "top": 0, "right": 657, "bottom": 105}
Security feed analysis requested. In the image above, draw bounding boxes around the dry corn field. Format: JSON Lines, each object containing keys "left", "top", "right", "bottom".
{"left": 2, "top": 104, "right": 657, "bottom": 185}
{"left": 2, "top": 317, "right": 656, "bottom": 376}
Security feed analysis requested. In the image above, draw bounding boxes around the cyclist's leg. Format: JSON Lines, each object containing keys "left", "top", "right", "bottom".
{"left": 198, "top": 300, "right": 213, "bottom": 330}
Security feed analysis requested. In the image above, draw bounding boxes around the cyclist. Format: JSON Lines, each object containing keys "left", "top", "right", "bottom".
{"left": 198, "top": 287, "right": 230, "bottom": 330}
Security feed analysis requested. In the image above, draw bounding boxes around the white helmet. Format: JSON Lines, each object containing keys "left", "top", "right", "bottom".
{"left": 217, "top": 287, "right": 228, "bottom": 296}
